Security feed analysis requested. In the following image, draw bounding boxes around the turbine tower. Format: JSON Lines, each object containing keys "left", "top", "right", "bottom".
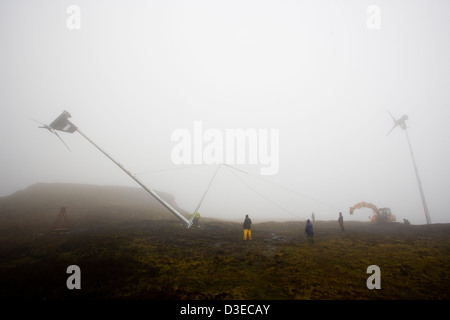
{"left": 387, "top": 112, "right": 432, "bottom": 224}
{"left": 33, "top": 110, "right": 192, "bottom": 228}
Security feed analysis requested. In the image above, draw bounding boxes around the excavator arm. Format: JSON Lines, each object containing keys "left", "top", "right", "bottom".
{"left": 349, "top": 201, "right": 379, "bottom": 216}
{"left": 349, "top": 201, "right": 396, "bottom": 222}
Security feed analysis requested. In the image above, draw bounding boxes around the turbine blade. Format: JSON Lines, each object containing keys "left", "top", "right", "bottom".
{"left": 386, "top": 110, "right": 396, "bottom": 122}
{"left": 52, "top": 131, "right": 71, "bottom": 151}
{"left": 386, "top": 124, "right": 397, "bottom": 136}
{"left": 27, "top": 117, "right": 47, "bottom": 127}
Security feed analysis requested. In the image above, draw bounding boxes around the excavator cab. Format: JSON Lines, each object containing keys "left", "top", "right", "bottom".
{"left": 378, "top": 208, "right": 396, "bottom": 222}
{"left": 378, "top": 208, "right": 390, "bottom": 222}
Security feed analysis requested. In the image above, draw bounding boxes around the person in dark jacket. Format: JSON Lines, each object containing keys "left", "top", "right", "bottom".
{"left": 338, "top": 212, "right": 345, "bottom": 233}
{"left": 243, "top": 214, "right": 252, "bottom": 240}
{"left": 305, "top": 219, "right": 314, "bottom": 244}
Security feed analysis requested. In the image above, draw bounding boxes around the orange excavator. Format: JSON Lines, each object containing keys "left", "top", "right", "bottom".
{"left": 349, "top": 201, "right": 396, "bottom": 223}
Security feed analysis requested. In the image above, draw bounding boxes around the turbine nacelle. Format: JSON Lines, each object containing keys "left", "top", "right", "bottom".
{"left": 28, "top": 110, "right": 77, "bottom": 151}
{"left": 387, "top": 111, "right": 409, "bottom": 135}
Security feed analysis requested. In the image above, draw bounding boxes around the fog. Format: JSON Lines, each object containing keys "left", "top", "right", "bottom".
{"left": 1, "top": 0, "right": 449, "bottom": 224}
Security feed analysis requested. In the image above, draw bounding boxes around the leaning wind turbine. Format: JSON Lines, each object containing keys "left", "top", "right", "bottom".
{"left": 387, "top": 111, "right": 432, "bottom": 224}
{"left": 35, "top": 110, "right": 192, "bottom": 228}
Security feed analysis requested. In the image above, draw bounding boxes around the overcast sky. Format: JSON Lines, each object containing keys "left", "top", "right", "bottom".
{"left": 1, "top": 0, "right": 449, "bottom": 224}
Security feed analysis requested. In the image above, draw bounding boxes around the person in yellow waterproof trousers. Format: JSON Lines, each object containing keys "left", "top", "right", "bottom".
{"left": 243, "top": 214, "right": 252, "bottom": 240}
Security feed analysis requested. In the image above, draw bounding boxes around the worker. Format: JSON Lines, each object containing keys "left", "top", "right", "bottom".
{"left": 338, "top": 212, "right": 345, "bottom": 233}
{"left": 243, "top": 214, "right": 252, "bottom": 240}
{"left": 190, "top": 212, "right": 200, "bottom": 227}
{"left": 305, "top": 219, "right": 314, "bottom": 244}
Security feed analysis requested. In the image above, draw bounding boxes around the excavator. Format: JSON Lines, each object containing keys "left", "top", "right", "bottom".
{"left": 349, "top": 201, "right": 396, "bottom": 223}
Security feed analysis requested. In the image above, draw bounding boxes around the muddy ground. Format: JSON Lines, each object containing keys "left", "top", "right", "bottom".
{"left": 1, "top": 215, "right": 449, "bottom": 300}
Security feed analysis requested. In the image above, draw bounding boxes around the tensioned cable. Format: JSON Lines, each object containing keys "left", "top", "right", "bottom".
{"left": 226, "top": 165, "right": 306, "bottom": 220}
{"left": 224, "top": 164, "right": 346, "bottom": 212}
{"left": 135, "top": 163, "right": 346, "bottom": 214}
{"left": 134, "top": 164, "right": 201, "bottom": 175}
{"left": 189, "top": 164, "right": 222, "bottom": 225}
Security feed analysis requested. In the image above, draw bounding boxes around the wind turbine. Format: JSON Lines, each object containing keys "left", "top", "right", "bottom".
{"left": 387, "top": 111, "right": 432, "bottom": 224}
{"left": 33, "top": 110, "right": 192, "bottom": 228}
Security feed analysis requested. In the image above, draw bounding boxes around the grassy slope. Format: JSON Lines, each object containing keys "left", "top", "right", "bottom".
{"left": 0, "top": 184, "right": 449, "bottom": 300}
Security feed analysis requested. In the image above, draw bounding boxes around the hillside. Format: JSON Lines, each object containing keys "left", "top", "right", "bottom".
{"left": 0, "top": 183, "right": 449, "bottom": 303}
{"left": 0, "top": 182, "right": 185, "bottom": 211}
{"left": 0, "top": 183, "right": 186, "bottom": 235}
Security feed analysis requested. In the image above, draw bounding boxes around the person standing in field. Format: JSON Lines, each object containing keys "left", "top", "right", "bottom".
{"left": 243, "top": 214, "right": 252, "bottom": 240}
{"left": 305, "top": 219, "right": 314, "bottom": 244}
{"left": 338, "top": 212, "right": 345, "bottom": 233}
{"left": 191, "top": 212, "right": 200, "bottom": 227}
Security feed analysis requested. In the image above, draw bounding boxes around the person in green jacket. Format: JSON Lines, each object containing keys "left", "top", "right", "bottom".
{"left": 190, "top": 212, "right": 200, "bottom": 227}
